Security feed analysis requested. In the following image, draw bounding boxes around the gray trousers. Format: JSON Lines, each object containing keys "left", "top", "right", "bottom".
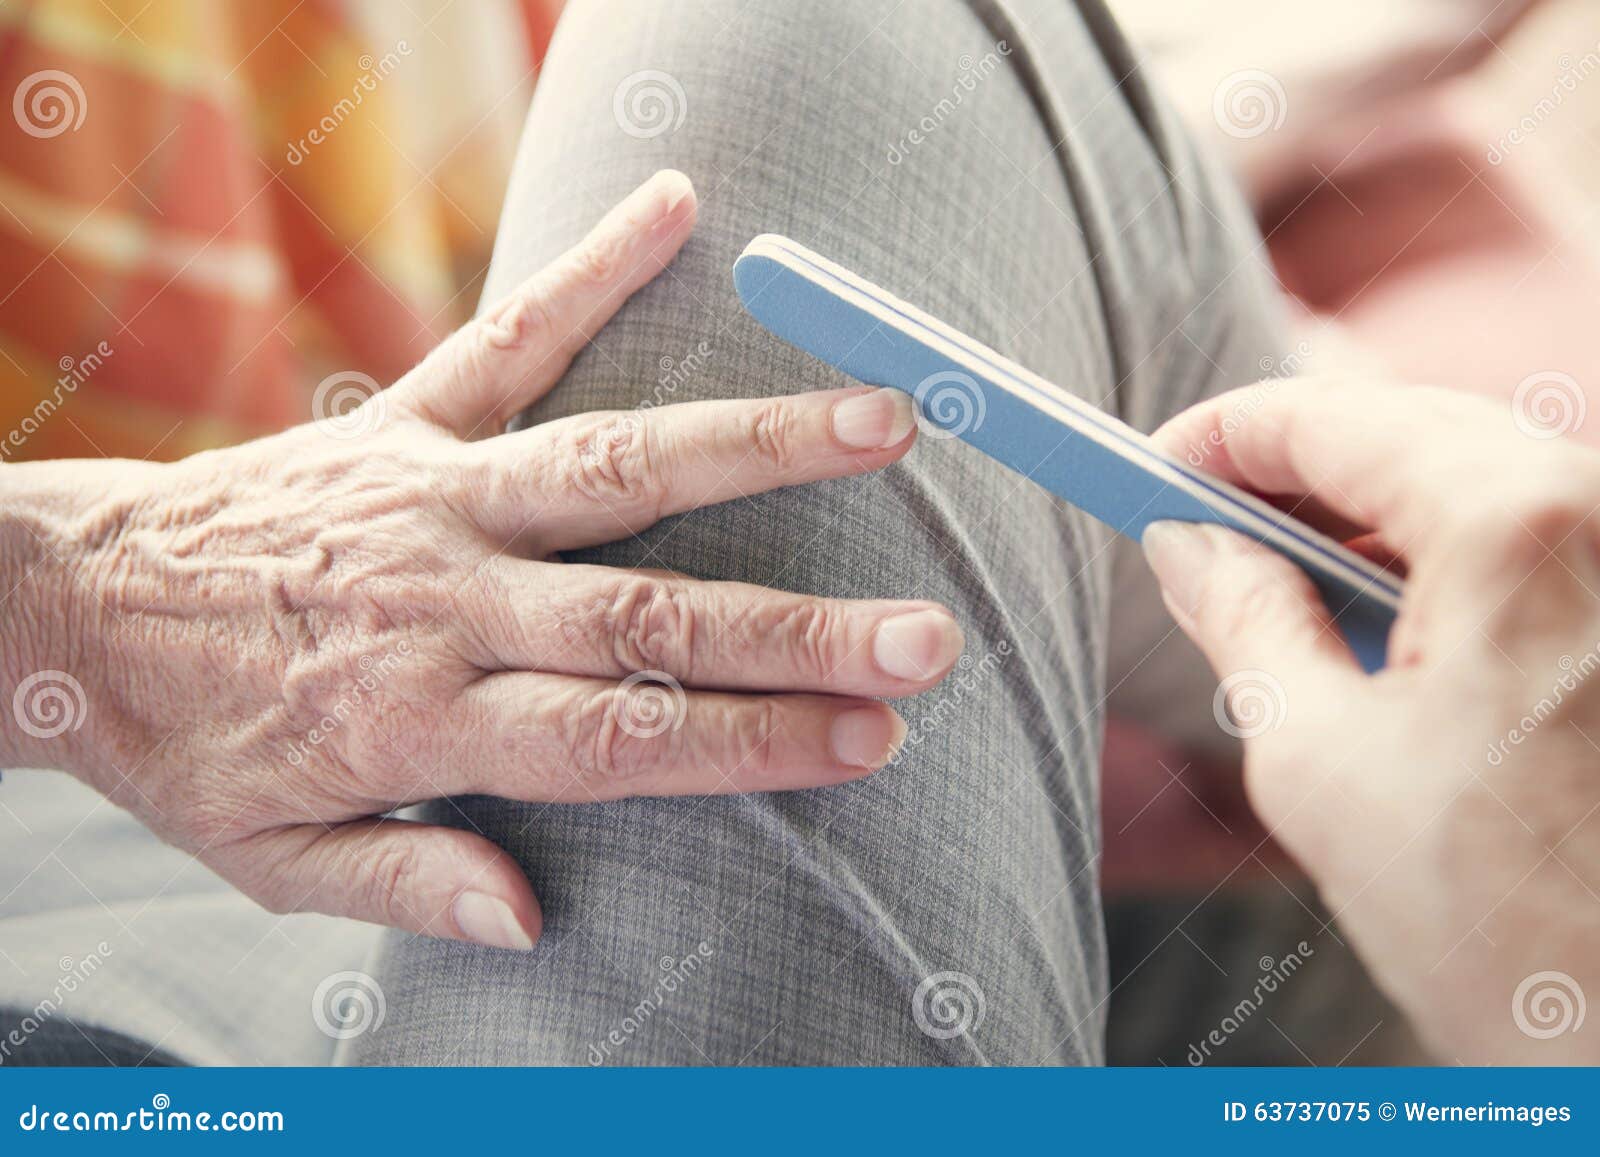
{"left": 0, "top": 0, "right": 1284, "bottom": 1066}
{"left": 346, "top": 0, "right": 1283, "bottom": 1066}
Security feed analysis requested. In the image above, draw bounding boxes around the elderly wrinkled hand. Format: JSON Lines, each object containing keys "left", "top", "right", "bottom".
{"left": 0, "top": 172, "right": 964, "bottom": 951}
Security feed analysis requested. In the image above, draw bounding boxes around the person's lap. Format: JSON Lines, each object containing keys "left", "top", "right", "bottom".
{"left": 341, "top": 0, "right": 1285, "bottom": 1065}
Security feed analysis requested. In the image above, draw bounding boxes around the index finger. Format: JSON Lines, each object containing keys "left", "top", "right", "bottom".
{"left": 1148, "top": 376, "right": 1574, "bottom": 559}
{"left": 470, "top": 386, "right": 917, "bottom": 551}
{"left": 393, "top": 169, "right": 698, "bottom": 437}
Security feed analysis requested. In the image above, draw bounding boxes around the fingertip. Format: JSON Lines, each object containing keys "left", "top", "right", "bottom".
{"left": 451, "top": 886, "right": 542, "bottom": 952}
{"left": 872, "top": 606, "right": 964, "bottom": 685}
{"left": 829, "top": 388, "right": 917, "bottom": 453}
{"left": 829, "top": 703, "right": 907, "bottom": 772}
{"left": 1140, "top": 520, "right": 1217, "bottom": 615}
{"left": 651, "top": 168, "right": 696, "bottom": 219}
{"left": 632, "top": 169, "right": 696, "bottom": 246}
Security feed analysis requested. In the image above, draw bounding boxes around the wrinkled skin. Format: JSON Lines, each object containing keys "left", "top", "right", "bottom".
{"left": 0, "top": 172, "right": 965, "bottom": 951}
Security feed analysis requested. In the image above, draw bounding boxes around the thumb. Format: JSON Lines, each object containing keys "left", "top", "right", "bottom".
{"left": 250, "top": 820, "right": 541, "bottom": 951}
{"left": 396, "top": 168, "right": 698, "bottom": 437}
{"left": 1141, "top": 520, "right": 1362, "bottom": 732}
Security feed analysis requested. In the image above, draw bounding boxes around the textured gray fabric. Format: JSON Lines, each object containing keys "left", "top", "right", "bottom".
{"left": 0, "top": 771, "right": 379, "bottom": 1066}
{"left": 345, "top": 0, "right": 1287, "bottom": 1066}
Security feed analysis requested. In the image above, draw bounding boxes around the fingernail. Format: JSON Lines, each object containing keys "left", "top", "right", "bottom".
{"left": 1141, "top": 521, "right": 1214, "bottom": 619}
{"left": 831, "top": 389, "right": 916, "bottom": 450}
{"left": 873, "top": 609, "right": 965, "bottom": 681}
{"left": 830, "top": 706, "right": 907, "bottom": 769}
{"left": 452, "top": 891, "right": 536, "bottom": 951}
{"left": 656, "top": 169, "right": 694, "bottom": 216}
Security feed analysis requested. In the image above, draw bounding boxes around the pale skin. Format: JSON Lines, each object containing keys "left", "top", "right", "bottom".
{"left": 0, "top": 171, "right": 967, "bottom": 952}
{"left": 1143, "top": 378, "right": 1600, "bottom": 1064}
{"left": 9, "top": 168, "right": 1591, "bottom": 1065}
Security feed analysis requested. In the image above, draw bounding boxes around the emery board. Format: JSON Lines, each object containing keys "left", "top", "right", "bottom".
{"left": 733, "top": 234, "right": 1401, "bottom": 674}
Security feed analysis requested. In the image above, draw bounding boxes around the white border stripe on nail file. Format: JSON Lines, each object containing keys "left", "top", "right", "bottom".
{"left": 733, "top": 234, "right": 1401, "bottom": 674}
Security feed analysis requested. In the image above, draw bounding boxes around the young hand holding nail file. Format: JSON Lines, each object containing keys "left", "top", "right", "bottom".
{"left": 736, "top": 236, "right": 1600, "bottom": 1063}
{"left": 732, "top": 235, "right": 1401, "bottom": 674}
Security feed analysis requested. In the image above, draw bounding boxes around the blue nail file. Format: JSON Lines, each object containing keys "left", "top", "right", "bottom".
{"left": 733, "top": 234, "right": 1400, "bottom": 674}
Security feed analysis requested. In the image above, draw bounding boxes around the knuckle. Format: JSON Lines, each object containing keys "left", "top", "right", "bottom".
{"left": 561, "top": 688, "right": 667, "bottom": 792}
{"left": 231, "top": 849, "right": 299, "bottom": 916}
{"left": 253, "top": 884, "right": 298, "bottom": 918}
{"left": 609, "top": 576, "right": 696, "bottom": 676}
{"left": 1192, "top": 545, "right": 1318, "bottom": 646}
{"left": 772, "top": 599, "right": 843, "bottom": 683}
{"left": 361, "top": 842, "right": 423, "bottom": 925}
{"left": 746, "top": 400, "right": 802, "bottom": 476}
{"left": 568, "top": 228, "right": 631, "bottom": 288}
{"left": 1182, "top": 565, "right": 1248, "bottom": 642}
{"left": 733, "top": 699, "right": 781, "bottom": 783}
{"left": 566, "top": 415, "right": 662, "bottom": 511}
{"left": 1490, "top": 481, "right": 1598, "bottom": 558}
{"left": 475, "top": 285, "right": 557, "bottom": 360}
